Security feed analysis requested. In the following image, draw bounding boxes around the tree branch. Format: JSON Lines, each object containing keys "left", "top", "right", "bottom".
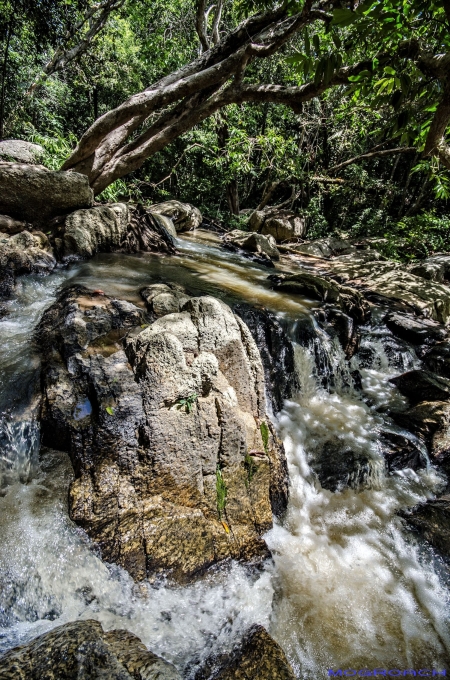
{"left": 328, "top": 146, "right": 417, "bottom": 173}
{"left": 195, "top": 0, "right": 209, "bottom": 52}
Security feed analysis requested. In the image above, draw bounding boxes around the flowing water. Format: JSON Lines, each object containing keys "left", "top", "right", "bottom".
{"left": 0, "top": 231, "right": 449, "bottom": 675}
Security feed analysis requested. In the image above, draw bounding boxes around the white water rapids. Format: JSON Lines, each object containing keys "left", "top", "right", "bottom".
{"left": 0, "top": 233, "right": 449, "bottom": 675}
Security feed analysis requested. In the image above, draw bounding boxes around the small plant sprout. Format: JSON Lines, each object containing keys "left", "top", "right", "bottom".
{"left": 105, "top": 406, "right": 114, "bottom": 416}
{"left": 175, "top": 393, "right": 198, "bottom": 414}
{"left": 216, "top": 466, "right": 228, "bottom": 521}
{"left": 260, "top": 421, "right": 270, "bottom": 454}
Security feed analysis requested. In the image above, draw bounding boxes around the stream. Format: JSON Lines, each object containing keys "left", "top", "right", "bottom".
{"left": 0, "top": 230, "right": 449, "bottom": 675}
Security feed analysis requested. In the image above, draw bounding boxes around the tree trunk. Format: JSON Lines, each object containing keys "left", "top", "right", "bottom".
{"left": 0, "top": 15, "right": 13, "bottom": 140}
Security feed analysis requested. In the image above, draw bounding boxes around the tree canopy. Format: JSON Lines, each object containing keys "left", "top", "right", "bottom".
{"left": 2, "top": 0, "right": 450, "bottom": 257}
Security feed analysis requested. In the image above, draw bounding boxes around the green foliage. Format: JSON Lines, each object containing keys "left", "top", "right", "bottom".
{"left": 382, "top": 212, "right": 450, "bottom": 261}
{"left": 216, "top": 466, "right": 228, "bottom": 519}
{"left": 24, "top": 125, "right": 78, "bottom": 171}
{"left": 260, "top": 421, "right": 269, "bottom": 454}
{"left": 175, "top": 393, "right": 198, "bottom": 414}
{"left": 105, "top": 406, "right": 114, "bottom": 415}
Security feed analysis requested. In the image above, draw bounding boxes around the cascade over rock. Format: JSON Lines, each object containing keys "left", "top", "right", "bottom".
{"left": 37, "top": 286, "right": 289, "bottom": 582}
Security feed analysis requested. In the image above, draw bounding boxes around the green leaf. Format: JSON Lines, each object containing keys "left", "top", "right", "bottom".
{"left": 331, "top": 8, "right": 357, "bottom": 26}
{"left": 105, "top": 406, "right": 114, "bottom": 415}
{"left": 384, "top": 66, "right": 396, "bottom": 75}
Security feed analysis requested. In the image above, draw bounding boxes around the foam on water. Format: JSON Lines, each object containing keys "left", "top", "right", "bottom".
{"left": 266, "top": 343, "right": 450, "bottom": 675}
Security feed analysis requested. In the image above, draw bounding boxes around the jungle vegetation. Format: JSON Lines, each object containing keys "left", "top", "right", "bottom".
{"left": 1, "top": 0, "right": 450, "bottom": 259}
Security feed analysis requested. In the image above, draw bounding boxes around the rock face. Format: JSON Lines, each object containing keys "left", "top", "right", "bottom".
{"left": 63, "top": 204, "right": 130, "bottom": 257}
{"left": 233, "top": 305, "right": 299, "bottom": 415}
{"left": 0, "top": 163, "right": 93, "bottom": 224}
{"left": 0, "top": 231, "right": 56, "bottom": 298}
{"left": 194, "top": 625, "right": 296, "bottom": 680}
{"left": 326, "top": 254, "right": 450, "bottom": 324}
{"left": 149, "top": 200, "right": 202, "bottom": 232}
{"left": 0, "top": 139, "right": 44, "bottom": 165}
{"left": 403, "top": 496, "right": 450, "bottom": 561}
{"left": 62, "top": 204, "right": 176, "bottom": 259}
{"left": 223, "top": 230, "right": 280, "bottom": 262}
{"left": 0, "top": 619, "right": 180, "bottom": 679}
{"left": 423, "top": 341, "right": 450, "bottom": 378}
{"left": 248, "top": 208, "right": 306, "bottom": 242}
{"left": 270, "top": 271, "right": 370, "bottom": 324}
{"left": 38, "top": 286, "right": 289, "bottom": 582}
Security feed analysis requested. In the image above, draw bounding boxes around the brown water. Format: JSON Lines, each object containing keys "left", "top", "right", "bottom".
{"left": 0, "top": 230, "right": 449, "bottom": 676}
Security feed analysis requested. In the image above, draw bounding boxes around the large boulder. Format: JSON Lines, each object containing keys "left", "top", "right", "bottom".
{"left": 248, "top": 209, "right": 306, "bottom": 242}
{"left": 0, "top": 139, "right": 44, "bottom": 165}
{"left": 62, "top": 204, "right": 176, "bottom": 259}
{"left": 223, "top": 230, "right": 280, "bottom": 261}
{"left": 270, "top": 271, "right": 370, "bottom": 324}
{"left": 389, "top": 370, "right": 450, "bottom": 405}
{"left": 408, "top": 254, "right": 450, "bottom": 283}
{"left": 140, "top": 282, "right": 191, "bottom": 317}
{"left": 37, "top": 287, "right": 289, "bottom": 582}
{"left": 0, "top": 619, "right": 180, "bottom": 679}
{"left": 0, "top": 230, "right": 56, "bottom": 299}
{"left": 194, "top": 625, "right": 296, "bottom": 680}
{"left": 0, "top": 163, "right": 93, "bottom": 224}
{"left": 384, "top": 312, "right": 447, "bottom": 346}
{"left": 149, "top": 200, "right": 202, "bottom": 232}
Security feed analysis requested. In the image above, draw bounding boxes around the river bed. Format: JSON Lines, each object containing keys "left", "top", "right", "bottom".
{"left": 0, "top": 232, "right": 449, "bottom": 675}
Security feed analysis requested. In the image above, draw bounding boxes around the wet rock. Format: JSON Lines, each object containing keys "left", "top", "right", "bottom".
{"left": 389, "top": 370, "right": 450, "bottom": 405}
{"left": 223, "top": 230, "right": 280, "bottom": 261}
{"left": 140, "top": 283, "right": 190, "bottom": 317}
{"left": 0, "top": 163, "right": 93, "bottom": 224}
{"left": 422, "top": 342, "right": 450, "bottom": 378}
{"left": 233, "top": 304, "right": 299, "bottom": 416}
{"left": 379, "top": 430, "right": 427, "bottom": 472}
{"left": 149, "top": 200, "right": 202, "bottom": 232}
{"left": 0, "top": 619, "right": 180, "bottom": 679}
{"left": 0, "top": 140, "right": 44, "bottom": 165}
{"left": 314, "top": 304, "right": 359, "bottom": 358}
{"left": 310, "top": 443, "right": 374, "bottom": 493}
{"left": 384, "top": 312, "right": 447, "bottom": 346}
{"left": 38, "top": 287, "right": 289, "bottom": 582}
{"left": 403, "top": 496, "right": 450, "bottom": 561}
{"left": 193, "top": 624, "right": 296, "bottom": 680}
{"left": 270, "top": 271, "right": 370, "bottom": 324}
{"left": 63, "top": 204, "right": 176, "bottom": 259}
{"left": 248, "top": 208, "right": 306, "bottom": 242}
{"left": 0, "top": 231, "right": 56, "bottom": 299}
{"left": 391, "top": 401, "right": 450, "bottom": 475}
